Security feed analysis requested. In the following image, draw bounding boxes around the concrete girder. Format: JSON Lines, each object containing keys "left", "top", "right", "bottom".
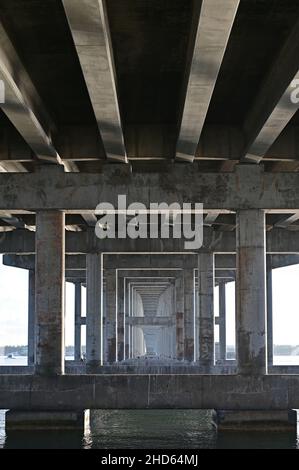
{"left": 2, "top": 164, "right": 299, "bottom": 210}
{"left": 4, "top": 226, "right": 299, "bottom": 254}
{"left": 126, "top": 317, "right": 173, "bottom": 327}
{"left": 0, "top": 375, "right": 299, "bottom": 410}
{"left": 0, "top": 21, "right": 76, "bottom": 172}
{"left": 176, "top": 0, "right": 240, "bottom": 162}
{"left": 243, "top": 15, "right": 299, "bottom": 163}
{"left": 62, "top": 0, "right": 127, "bottom": 163}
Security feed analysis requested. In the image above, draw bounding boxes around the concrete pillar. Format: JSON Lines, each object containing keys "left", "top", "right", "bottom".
{"left": 105, "top": 269, "right": 117, "bottom": 363}
{"left": 35, "top": 211, "right": 65, "bottom": 376}
{"left": 117, "top": 275, "right": 125, "bottom": 362}
{"left": 198, "top": 252, "right": 214, "bottom": 370}
{"left": 74, "top": 282, "right": 82, "bottom": 361}
{"left": 267, "top": 268, "right": 273, "bottom": 367}
{"left": 183, "top": 269, "right": 194, "bottom": 361}
{"left": 27, "top": 270, "right": 35, "bottom": 366}
{"left": 219, "top": 282, "right": 226, "bottom": 362}
{"left": 175, "top": 274, "right": 184, "bottom": 360}
{"left": 86, "top": 253, "right": 102, "bottom": 368}
{"left": 124, "top": 280, "right": 130, "bottom": 359}
{"left": 236, "top": 209, "right": 267, "bottom": 375}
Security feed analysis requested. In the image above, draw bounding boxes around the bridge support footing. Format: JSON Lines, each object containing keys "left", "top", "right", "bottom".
{"left": 213, "top": 410, "right": 297, "bottom": 432}
{"left": 5, "top": 410, "right": 90, "bottom": 431}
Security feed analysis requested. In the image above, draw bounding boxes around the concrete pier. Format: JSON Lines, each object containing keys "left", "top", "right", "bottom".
{"left": 267, "top": 268, "right": 274, "bottom": 367}
{"left": 183, "top": 268, "right": 194, "bottom": 361}
{"left": 236, "top": 210, "right": 267, "bottom": 375}
{"left": 175, "top": 274, "right": 184, "bottom": 360}
{"left": 74, "top": 282, "right": 82, "bottom": 362}
{"left": 198, "top": 252, "right": 214, "bottom": 371}
{"left": 218, "top": 282, "right": 226, "bottom": 362}
{"left": 35, "top": 211, "right": 65, "bottom": 376}
{"left": 105, "top": 270, "right": 117, "bottom": 363}
{"left": 27, "top": 270, "right": 35, "bottom": 366}
{"left": 117, "top": 275, "right": 125, "bottom": 362}
{"left": 86, "top": 254, "right": 102, "bottom": 368}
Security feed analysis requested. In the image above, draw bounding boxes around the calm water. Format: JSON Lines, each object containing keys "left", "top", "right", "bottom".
{"left": 0, "top": 356, "right": 299, "bottom": 449}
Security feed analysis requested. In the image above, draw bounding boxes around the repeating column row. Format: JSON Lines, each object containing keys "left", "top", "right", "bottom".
{"left": 32, "top": 209, "right": 269, "bottom": 375}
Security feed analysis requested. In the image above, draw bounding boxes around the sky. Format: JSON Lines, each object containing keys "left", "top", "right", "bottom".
{"left": 0, "top": 256, "right": 299, "bottom": 348}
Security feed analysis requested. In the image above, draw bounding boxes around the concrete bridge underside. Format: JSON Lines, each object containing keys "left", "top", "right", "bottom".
{"left": 1, "top": 0, "right": 299, "bottom": 433}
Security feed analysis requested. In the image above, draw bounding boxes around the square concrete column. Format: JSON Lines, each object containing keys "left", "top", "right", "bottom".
{"left": 105, "top": 269, "right": 117, "bottom": 363}
{"left": 86, "top": 253, "right": 102, "bottom": 368}
{"left": 219, "top": 282, "right": 227, "bottom": 362}
{"left": 117, "top": 274, "right": 125, "bottom": 362}
{"left": 267, "top": 267, "right": 273, "bottom": 367}
{"left": 124, "top": 279, "right": 130, "bottom": 359}
{"left": 175, "top": 273, "right": 184, "bottom": 360}
{"left": 198, "top": 252, "right": 214, "bottom": 370}
{"left": 74, "top": 282, "right": 82, "bottom": 361}
{"left": 183, "top": 268, "right": 194, "bottom": 361}
{"left": 236, "top": 209, "right": 267, "bottom": 375}
{"left": 35, "top": 211, "right": 65, "bottom": 376}
{"left": 28, "top": 269, "right": 35, "bottom": 366}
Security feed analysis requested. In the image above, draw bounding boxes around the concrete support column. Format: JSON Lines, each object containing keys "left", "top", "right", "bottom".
{"left": 267, "top": 268, "right": 273, "bottom": 367}
{"left": 183, "top": 269, "right": 194, "bottom": 361}
{"left": 28, "top": 270, "right": 35, "bottom": 366}
{"left": 86, "top": 253, "right": 102, "bottom": 368}
{"left": 105, "top": 269, "right": 117, "bottom": 363}
{"left": 117, "top": 275, "right": 125, "bottom": 362}
{"left": 124, "top": 280, "right": 130, "bottom": 359}
{"left": 198, "top": 252, "right": 214, "bottom": 370}
{"left": 74, "top": 282, "right": 82, "bottom": 361}
{"left": 35, "top": 211, "right": 65, "bottom": 376}
{"left": 236, "top": 209, "right": 267, "bottom": 375}
{"left": 219, "top": 282, "right": 226, "bottom": 362}
{"left": 175, "top": 273, "right": 184, "bottom": 360}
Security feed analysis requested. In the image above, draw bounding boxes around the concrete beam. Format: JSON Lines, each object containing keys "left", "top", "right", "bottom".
{"left": 243, "top": 16, "right": 299, "bottom": 162}
{"left": 126, "top": 317, "right": 173, "bottom": 327}
{"left": 176, "top": 0, "right": 239, "bottom": 161}
{"left": 4, "top": 226, "right": 299, "bottom": 254}
{"left": 2, "top": 164, "right": 299, "bottom": 210}
{"left": 63, "top": 0, "right": 127, "bottom": 163}
{"left": 0, "top": 375, "right": 298, "bottom": 410}
{"left": 0, "top": 22, "right": 75, "bottom": 171}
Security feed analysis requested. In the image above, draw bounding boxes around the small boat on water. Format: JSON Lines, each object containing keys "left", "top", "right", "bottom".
{"left": 6, "top": 353, "right": 15, "bottom": 359}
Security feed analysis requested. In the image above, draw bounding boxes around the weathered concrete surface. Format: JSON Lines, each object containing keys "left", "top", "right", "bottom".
{"left": 105, "top": 269, "right": 117, "bottom": 363}
{"left": 213, "top": 410, "right": 297, "bottom": 432}
{"left": 62, "top": 0, "right": 127, "bottom": 163}
{"left": 27, "top": 270, "right": 35, "bottom": 366}
{"left": 267, "top": 268, "right": 274, "bottom": 367}
{"left": 3, "top": 165, "right": 299, "bottom": 210}
{"left": 183, "top": 268, "right": 194, "bottom": 361}
{"left": 5, "top": 410, "right": 89, "bottom": 431}
{"left": 35, "top": 211, "right": 65, "bottom": 376}
{"left": 218, "top": 282, "right": 226, "bottom": 362}
{"left": 175, "top": 274, "right": 184, "bottom": 360}
{"left": 236, "top": 210, "right": 267, "bottom": 375}
{"left": 86, "top": 254, "right": 102, "bottom": 368}
{"left": 3, "top": 363, "right": 299, "bottom": 375}
{"left": 4, "top": 226, "right": 299, "bottom": 254}
{"left": 0, "top": 375, "right": 299, "bottom": 410}
{"left": 117, "top": 275, "right": 125, "bottom": 362}
{"left": 198, "top": 252, "right": 214, "bottom": 370}
{"left": 74, "top": 282, "right": 82, "bottom": 362}
{"left": 176, "top": 0, "right": 239, "bottom": 161}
